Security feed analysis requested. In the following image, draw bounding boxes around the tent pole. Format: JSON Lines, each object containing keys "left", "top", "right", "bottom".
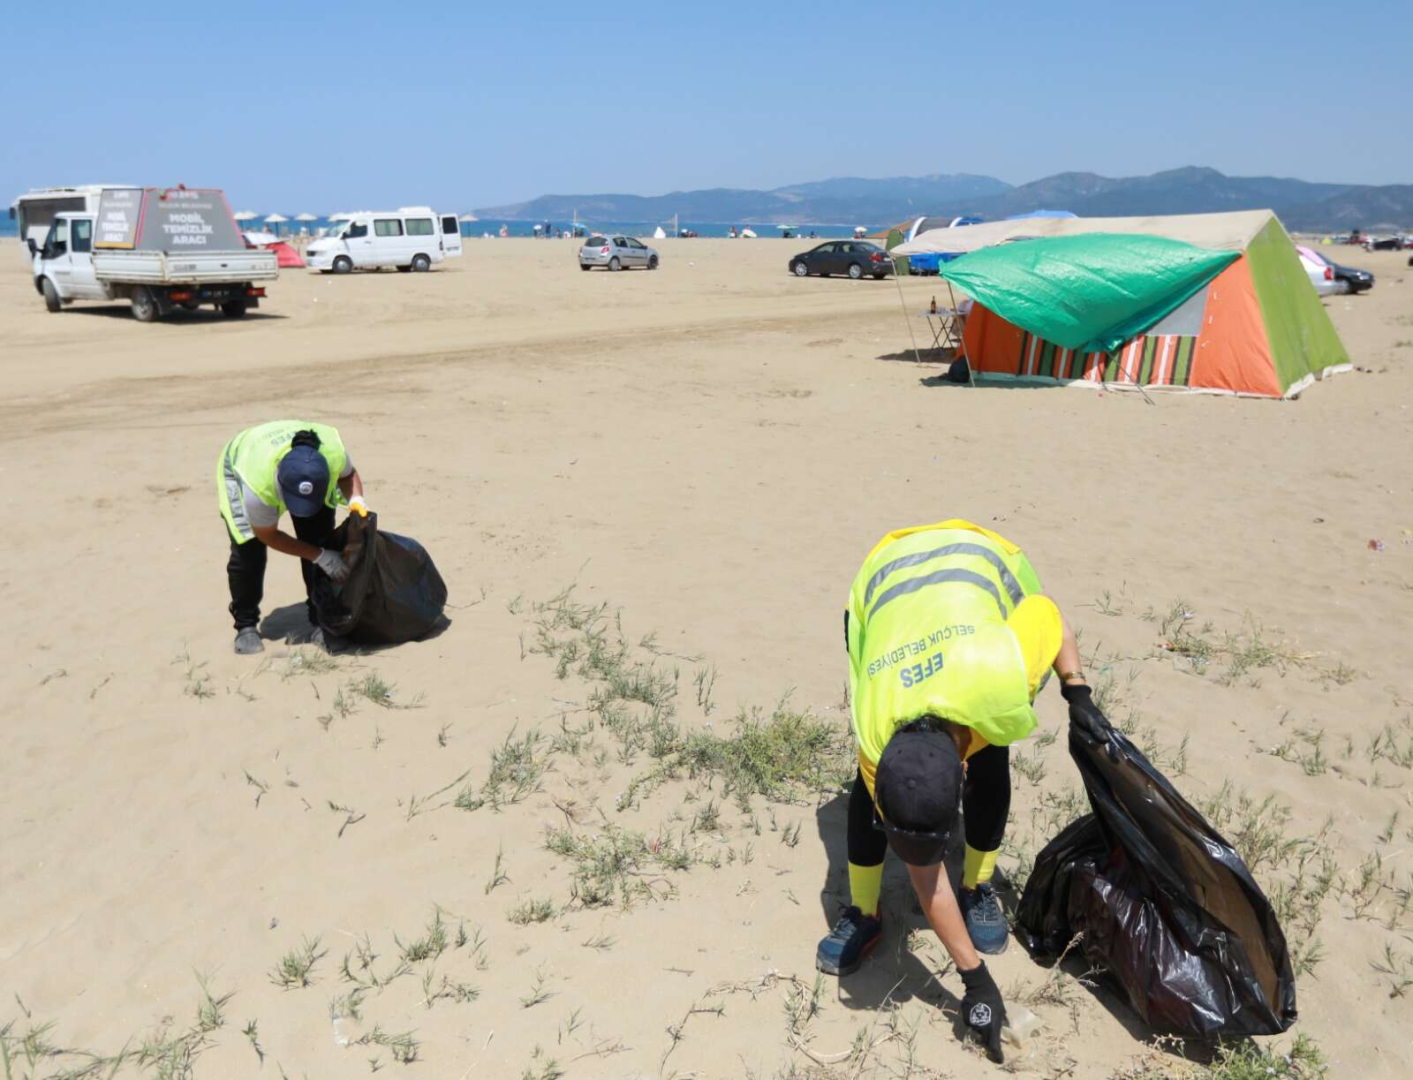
{"left": 892, "top": 259, "right": 923, "bottom": 364}
{"left": 946, "top": 280, "right": 977, "bottom": 389}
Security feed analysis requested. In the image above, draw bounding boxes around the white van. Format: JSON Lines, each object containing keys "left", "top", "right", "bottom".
{"left": 306, "top": 207, "right": 462, "bottom": 273}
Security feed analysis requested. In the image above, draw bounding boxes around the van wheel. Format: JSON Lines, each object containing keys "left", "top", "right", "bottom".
{"left": 648, "top": 255, "right": 659, "bottom": 270}
{"left": 42, "top": 278, "right": 62, "bottom": 313}
{"left": 608, "top": 256, "right": 621, "bottom": 271}
{"left": 221, "top": 301, "right": 248, "bottom": 318}
{"left": 131, "top": 287, "right": 159, "bottom": 322}
{"left": 411, "top": 254, "right": 431, "bottom": 272}
{"left": 333, "top": 256, "right": 353, "bottom": 274}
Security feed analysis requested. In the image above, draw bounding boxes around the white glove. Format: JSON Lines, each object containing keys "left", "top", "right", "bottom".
{"left": 348, "top": 495, "right": 369, "bottom": 518}
{"left": 315, "top": 548, "right": 350, "bottom": 582}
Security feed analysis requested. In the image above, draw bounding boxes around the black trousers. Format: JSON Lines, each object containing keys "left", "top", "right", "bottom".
{"left": 846, "top": 743, "right": 1012, "bottom": 867}
{"left": 226, "top": 507, "right": 335, "bottom": 631}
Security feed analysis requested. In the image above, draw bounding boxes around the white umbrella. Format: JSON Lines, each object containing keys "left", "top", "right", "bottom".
{"left": 458, "top": 213, "right": 478, "bottom": 222}
{"left": 293, "top": 212, "right": 318, "bottom": 222}
{"left": 263, "top": 213, "right": 289, "bottom": 223}
{"left": 233, "top": 211, "right": 258, "bottom": 221}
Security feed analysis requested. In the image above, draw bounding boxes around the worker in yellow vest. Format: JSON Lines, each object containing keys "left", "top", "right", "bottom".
{"left": 815, "top": 519, "right": 1112, "bottom": 1062}
{"left": 217, "top": 421, "right": 368, "bottom": 655}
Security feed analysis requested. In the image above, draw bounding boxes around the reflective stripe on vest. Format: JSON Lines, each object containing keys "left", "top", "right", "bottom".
{"left": 847, "top": 525, "right": 1041, "bottom": 766}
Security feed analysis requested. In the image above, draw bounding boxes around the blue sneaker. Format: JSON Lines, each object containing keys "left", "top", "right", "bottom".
{"left": 959, "top": 883, "right": 1009, "bottom": 954}
{"left": 816, "top": 906, "right": 882, "bottom": 976}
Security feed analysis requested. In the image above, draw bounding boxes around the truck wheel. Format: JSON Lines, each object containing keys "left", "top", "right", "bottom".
{"left": 333, "top": 256, "right": 353, "bottom": 274}
{"left": 221, "top": 301, "right": 249, "bottom": 318}
{"left": 42, "top": 278, "right": 62, "bottom": 313}
{"left": 411, "top": 254, "right": 431, "bottom": 272}
{"left": 131, "top": 287, "right": 159, "bottom": 323}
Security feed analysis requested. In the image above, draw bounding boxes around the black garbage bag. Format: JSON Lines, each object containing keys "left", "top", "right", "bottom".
{"left": 310, "top": 512, "right": 447, "bottom": 645}
{"left": 1015, "top": 729, "right": 1297, "bottom": 1038}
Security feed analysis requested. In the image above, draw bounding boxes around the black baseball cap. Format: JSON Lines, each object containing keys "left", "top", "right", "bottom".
{"left": 873, "top": 725, "right": 964, "bottom": 866}
{"left": 277, "top": 444, "right": 330, "bottom": 517}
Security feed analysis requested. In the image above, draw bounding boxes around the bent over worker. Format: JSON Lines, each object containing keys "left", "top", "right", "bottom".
{"left": 217, "top": 420, "right": 368, "bottom": 655}
{"left": 815, "top": 519, "right": 1112, "bottom": 1062}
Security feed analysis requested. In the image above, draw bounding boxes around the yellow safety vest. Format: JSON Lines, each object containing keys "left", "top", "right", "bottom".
{"left": 217, "top": 420, "right": 347, "bottom": 543}
{"left": 847, "top": 520, "right": 1044, "bottom": 780}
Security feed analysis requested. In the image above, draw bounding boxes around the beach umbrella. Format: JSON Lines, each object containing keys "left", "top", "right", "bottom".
{"left": 264, "top": 212, "right": 289, "bottom": 236}
{"left": 294, "top": 212, "right": 318, "bottom": 222}
{"left": 233, "top": 211, "right": 258, "bottom": 221}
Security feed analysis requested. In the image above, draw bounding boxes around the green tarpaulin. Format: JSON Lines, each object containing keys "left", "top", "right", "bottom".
{"left": 940, "top": 233, "right": 1240, "bottom": 355}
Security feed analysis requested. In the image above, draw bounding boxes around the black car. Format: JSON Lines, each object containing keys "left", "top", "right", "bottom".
{"left": 789, "top": 240, "right": 894, "bottom": 280}
{"left": 1329, "top": 259, "right": 1375, "bottom": 293}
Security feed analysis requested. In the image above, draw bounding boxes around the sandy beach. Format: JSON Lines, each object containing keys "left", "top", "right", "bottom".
{"left": 2, "top": 236, "right": 1411, "bottom": 1078}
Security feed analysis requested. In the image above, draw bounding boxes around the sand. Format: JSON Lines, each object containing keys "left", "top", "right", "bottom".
{"left": 2, "top": 236, "right": 1411, "bottom": 1078}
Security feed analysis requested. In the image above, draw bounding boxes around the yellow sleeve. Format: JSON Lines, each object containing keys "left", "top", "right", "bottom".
{"left": 1006, "top": 595, "right": 1064, "bottom": 699}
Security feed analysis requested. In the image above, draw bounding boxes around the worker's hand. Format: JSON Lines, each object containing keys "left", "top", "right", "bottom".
{"left": 348, "top": 495, "right": 370, "bottom": 518}
{"left": 1062, "top": 682, "right": 1115, "bottom": 748}
{"left": 314, "top": 548, "right": 350, "bottom": 583}
{"left": 958, "top": 961, "right": 1007, "bottom": 1064}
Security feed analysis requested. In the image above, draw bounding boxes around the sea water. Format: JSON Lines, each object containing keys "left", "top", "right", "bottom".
{"left": 0, "top": 215, "right": 873, "bottom": 241}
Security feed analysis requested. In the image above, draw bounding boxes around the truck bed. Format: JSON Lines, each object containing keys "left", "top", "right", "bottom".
{"left": 91, "top": 249, "right": 279, "bottom": 284}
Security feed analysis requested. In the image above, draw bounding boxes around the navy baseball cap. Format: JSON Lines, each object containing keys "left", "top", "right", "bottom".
{"left": 277, "top": 444, "right": 330, "bottom": 517}
{"left": 873, "top": 725, "right": 964, "bottom": 866}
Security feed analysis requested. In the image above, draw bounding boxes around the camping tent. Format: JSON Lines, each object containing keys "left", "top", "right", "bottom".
{"left": 267, "top": 241, "right": 305, "bottom": 268}
{"left": 901, "top": 210, "right": 1349, "bottom": 399}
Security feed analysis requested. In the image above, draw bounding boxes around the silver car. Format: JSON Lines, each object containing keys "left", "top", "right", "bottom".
{"left": 579, "top": 234, "right": 659, "bottom": 271}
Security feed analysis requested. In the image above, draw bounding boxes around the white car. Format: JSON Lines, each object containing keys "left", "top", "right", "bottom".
{"left": 1297, "top": 248, "right": 1339, "bottom": 297}
{"left": 578, "top": 234, "right": 659, "bottom": 271}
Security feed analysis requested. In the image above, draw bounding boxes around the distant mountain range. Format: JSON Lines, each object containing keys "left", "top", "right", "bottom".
{"left": 476, "top": 167, "right": 1413, "bottom": 230}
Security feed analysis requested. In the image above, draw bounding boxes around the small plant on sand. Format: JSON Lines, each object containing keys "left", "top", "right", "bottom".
{"left": 351, "top": 671, "right": 422, "bottom": 709}
{"left": 457, "top": 728, "right": 550, "bottom": 811}
{"left": 544, "top": 823, "right": 699, "bottom": 908}
{"left": 396, "top": 909, "right": 451, "bottom": 963}
{"left": 485, "top": 844, "right": 511, "bottom": 894}
{"left": 269, "top": 935, "right": 327, "bottom": 989}
{"left": 355, "top": 1025, "right": 419, "bottom": 1064}
{"left": 174, "top": 646, "right": 215, "bottom": 699}
{"left": 507, "top": 897, "right": 557, "bottom": 925}
{"left": 340, "top": 933, "right": 412, "bottom": 990}
{"left": 520, "top": 966, "right": 555, "bottom": 1008}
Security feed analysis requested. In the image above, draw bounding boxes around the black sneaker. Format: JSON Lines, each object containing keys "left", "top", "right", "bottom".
{"left": 959, "top": 883, "right": 1009, "bottom": 954}
{"left": 816, "top": 905, "right": 882, "bottom": 976}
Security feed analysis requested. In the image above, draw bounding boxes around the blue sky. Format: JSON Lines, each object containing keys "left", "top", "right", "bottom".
{"left": 4, "top": 0, "right": 1409, "bottom": 213}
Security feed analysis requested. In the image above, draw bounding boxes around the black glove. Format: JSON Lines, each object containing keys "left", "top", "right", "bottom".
{"left": 958, "top": 961, "right": 1007, "bottom": 1063}
{"left": 1062, "top": 682, "right": 1115, "bottom": 747}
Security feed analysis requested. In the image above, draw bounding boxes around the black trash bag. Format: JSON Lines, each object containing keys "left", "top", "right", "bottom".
{"left": 1015, "top": 729, "right": 1297, "bottom": 1039}
{"left": 309, "top": 512, "right": 447, "bottom": 645}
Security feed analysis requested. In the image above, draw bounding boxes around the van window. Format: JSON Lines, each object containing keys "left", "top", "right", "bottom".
{"left": 406, "top": 218, "right": 434, "bottom": 236}
{"left": 346, "top": 222, "right": 368, "bottom": 239}
{"left": 441, "top": 216, "right": 458, "bottom": 234}
{"left": 71, "top": 219, "right": 93, "bottom": 253}
{"left": 374, "top": 219, "right": 404, "bottom": 238}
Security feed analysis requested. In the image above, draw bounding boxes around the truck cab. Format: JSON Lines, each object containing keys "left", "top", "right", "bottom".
{"left": 31, "top": 213, "right": 104, "bottom": 307}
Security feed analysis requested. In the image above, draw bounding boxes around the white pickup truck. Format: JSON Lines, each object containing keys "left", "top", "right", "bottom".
{"left": 28, "top": 186, "right": 278, "bottom": 322}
